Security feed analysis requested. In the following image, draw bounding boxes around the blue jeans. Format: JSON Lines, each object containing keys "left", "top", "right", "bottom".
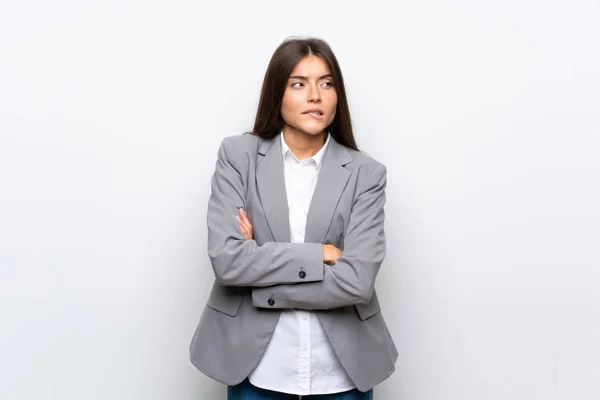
{"left": 227, "top": 379, "right": 374, "bottom": 400}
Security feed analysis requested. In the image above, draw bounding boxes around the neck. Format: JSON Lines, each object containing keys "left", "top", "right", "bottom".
{"left": 282, "top": 126, "right": 326, "bottom": 160}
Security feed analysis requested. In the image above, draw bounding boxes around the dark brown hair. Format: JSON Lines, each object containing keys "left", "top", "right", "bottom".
{"left": 252, "top": 37, "right": 358, "bottom": 151}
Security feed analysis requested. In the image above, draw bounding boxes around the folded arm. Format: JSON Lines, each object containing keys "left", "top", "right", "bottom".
{"left": 252, "top": 163, "right": 387, "bottom": 309}
{"left": 207, "top": 138, "right": 325, "bottom": 287}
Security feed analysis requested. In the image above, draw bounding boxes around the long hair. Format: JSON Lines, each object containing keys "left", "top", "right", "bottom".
{"left": 252, "top": 37, "right": 358, "bottom": 151}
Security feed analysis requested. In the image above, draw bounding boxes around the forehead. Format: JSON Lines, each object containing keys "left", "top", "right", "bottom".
{"left": 290, "top": 55, "right": 331, "bottom": 76}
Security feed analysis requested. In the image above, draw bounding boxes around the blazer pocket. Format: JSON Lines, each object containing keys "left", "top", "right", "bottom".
{"left": 354, "top": 291, "right": 381, "bottom": 321}
{"left": 206, "top": 283, "right": 244, "bottom": 317}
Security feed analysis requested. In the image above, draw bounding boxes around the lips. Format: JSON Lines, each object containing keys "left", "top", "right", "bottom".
{"left": 303, "top": 108, "right": 323, "bottom": 115}
{"left": 302, "top": 109, "right": 324, "bottom": 120}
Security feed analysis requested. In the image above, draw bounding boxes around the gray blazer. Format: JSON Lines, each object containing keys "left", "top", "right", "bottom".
{"left": 189, "top": 133, "right": 397, "bottom": 392}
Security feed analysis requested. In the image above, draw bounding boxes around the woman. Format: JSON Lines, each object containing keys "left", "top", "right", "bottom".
{"left": 190, "top": 37, "right": 397, "bottom": 399}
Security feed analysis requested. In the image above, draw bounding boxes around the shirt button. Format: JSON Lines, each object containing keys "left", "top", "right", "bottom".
{"left": 268, "top": 297, "right": 275, "bottom": 306}
{"left": 299, "top": 271, "right": 306, "bottom": 279}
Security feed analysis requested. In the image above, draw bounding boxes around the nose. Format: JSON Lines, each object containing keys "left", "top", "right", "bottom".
{"left": 307, "top": 83, "right": 321, "bottom": 103}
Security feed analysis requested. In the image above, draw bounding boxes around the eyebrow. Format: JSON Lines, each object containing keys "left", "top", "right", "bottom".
{"left": 288, "top": 74, "right": 333, "bottom": 80}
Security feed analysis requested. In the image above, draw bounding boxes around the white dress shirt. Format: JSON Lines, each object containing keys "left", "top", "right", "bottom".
{"left": 248, "top": 132, "right": 355, "bottom": 395}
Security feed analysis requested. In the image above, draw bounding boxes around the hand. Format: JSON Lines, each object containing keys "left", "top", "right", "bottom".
{"left": 322, "top": 244, "right": 342, "bottom": 265}
{"left": 236, "top": 208, "right": 253, "bottom": 240}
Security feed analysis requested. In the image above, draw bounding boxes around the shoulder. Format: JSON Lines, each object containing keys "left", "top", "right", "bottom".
{"left": 344, "top": 147, "right": 387, "bottom": 181}
{"left": 219, "top": 133, "right": 261, "bottom": 156}
{"left": 216, "top": 133, "right": 265, "bottom": 167}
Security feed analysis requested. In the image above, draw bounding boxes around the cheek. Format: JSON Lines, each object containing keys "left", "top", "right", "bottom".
{"left": 327, "top": 109, "right": 337, "bottom": 126}
{"left": 281, "top": 94, "right": 300, "bottom": 118}
{"left": 327, "top": 96, "right": 338, "bottom": 122}
{"left": 327, "top": 93, "right": 338, "bottom": 110}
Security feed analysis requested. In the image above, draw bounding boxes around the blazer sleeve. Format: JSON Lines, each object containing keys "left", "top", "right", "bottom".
{"left": 207, "top": 137, "right": 325, "bottom": 287}
{"left": 251, "top": 163, "right": 387, "bottom": 309}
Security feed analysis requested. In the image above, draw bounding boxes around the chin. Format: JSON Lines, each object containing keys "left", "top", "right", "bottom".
{"left": 299, "top": 124, "right": 327, "bottom": 136}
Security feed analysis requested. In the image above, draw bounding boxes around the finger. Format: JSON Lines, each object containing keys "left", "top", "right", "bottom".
{"left": 237, "top": 219, "right": 252, "bottom": 238}
{"left": 239, "top": 209, "right": 252, "bottom": 230}
{"left": 240, "top": 225, "right": 252, "bottom": 240}
{"left": 235, "top": 215, "right": 244, "bottom": 228}
{"left": 236, "top": 218, "right": 246, "bottom": 234}
{"left": 238, "top": 224, "right": 250, "bottom": 239}
{"left": 239, "top": 208, "right": 250, "bottom": 223}
{"left": 237, "top": 209, "right": 248, "bottom": 227}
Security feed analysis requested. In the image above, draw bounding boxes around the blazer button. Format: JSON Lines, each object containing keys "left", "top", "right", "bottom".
{"left": 268, "top": 297, "right": 275, "bottom": 306}
{"left": 299, "top": 271, "right": 306, "bottom": 279}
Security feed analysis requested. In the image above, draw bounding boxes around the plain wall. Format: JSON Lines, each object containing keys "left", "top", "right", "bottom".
{"left": 1, "top": 1, "right": 599, "bottom": 399}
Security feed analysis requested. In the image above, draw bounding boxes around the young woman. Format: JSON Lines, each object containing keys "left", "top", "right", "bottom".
{"left": 190, "top": 37, "right": 397, "bottom": 399}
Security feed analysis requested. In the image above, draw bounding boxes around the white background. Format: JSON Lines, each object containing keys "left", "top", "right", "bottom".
{"left": 1, "top": 1, "right": 599, "bottom": 399}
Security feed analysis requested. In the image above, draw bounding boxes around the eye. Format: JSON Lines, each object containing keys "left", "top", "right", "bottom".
{"left": 322, "top": 81, "right": 334, "bottom": 88}
{"left": 291, "top": 82, "right": 304, "bottom": 88}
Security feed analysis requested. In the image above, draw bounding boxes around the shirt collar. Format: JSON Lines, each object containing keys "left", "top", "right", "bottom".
{"left": 280, "top": 131, "right": 331, "bottom": 170}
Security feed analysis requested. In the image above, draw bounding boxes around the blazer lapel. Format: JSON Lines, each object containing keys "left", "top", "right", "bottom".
{"left": 304, "top": 137, "right": 352, "bottom": 244}
{"left": 255, "top": 137, "right": 291, "bottom": 243}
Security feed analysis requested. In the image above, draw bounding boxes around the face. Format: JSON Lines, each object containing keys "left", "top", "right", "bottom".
{"left": 280, "top": 55, "right": 338, "bottom": 137}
